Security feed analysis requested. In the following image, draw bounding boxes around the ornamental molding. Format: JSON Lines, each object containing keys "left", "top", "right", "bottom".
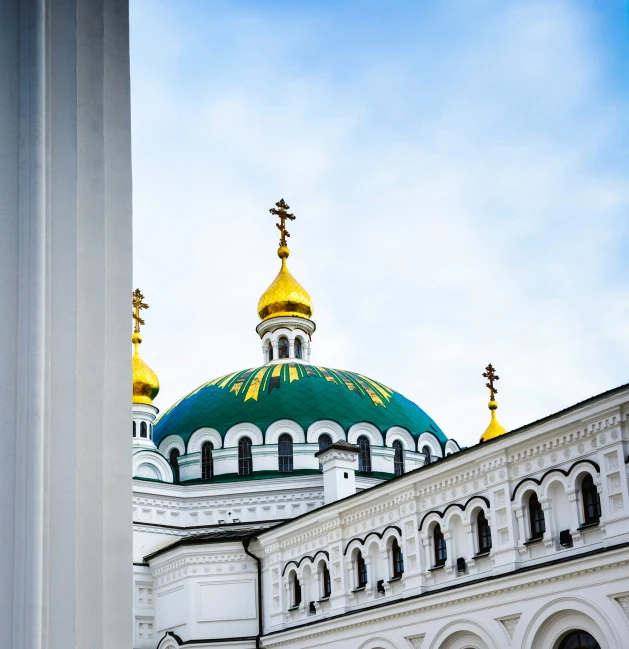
{"left": 261, "top": 554, "right": 629, "bottom": 647}
{"left": 265, "top": 420, "right": 306, "bottom": 445}
{"left": 306, "top": 420, "right": 346, "bottom": 443}
{"left": 224, "top": 422, "right": 264, "bottom": 447}
{"left": 187, "top": 427, "right": 223, "bottom": 453}
{"left": 497, "top": 614, "right": 521, "bottom": 639}
{"left": 406, "top": 634, "right": 425, "bottom": 649}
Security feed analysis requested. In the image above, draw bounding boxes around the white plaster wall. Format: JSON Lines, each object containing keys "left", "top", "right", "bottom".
{"left": 1, "top": 2, "right": 132, "bottom": 647}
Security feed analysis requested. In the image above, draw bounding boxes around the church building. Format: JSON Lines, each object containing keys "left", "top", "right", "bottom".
{"left": 131, "top": 201, "right": 629, "bottom": 649}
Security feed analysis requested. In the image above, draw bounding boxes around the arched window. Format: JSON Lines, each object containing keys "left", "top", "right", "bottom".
{"left": 392, "top": 538, "right": 404, "bottom": 578}
{"left": 321, "top": 563, "right": 331, "bottom": 598}
{"left": 238, "top": 437, "right": 253, "bottom": 476}
{"left": 318, "top": 434, "right": 332, "bottom": 472}
{"left": 201, "top": 441, "right": 214, "bottom": 480}
{"left": 149, "top": 424, "right": 152, "bottom": 440}
{"left": 140, "top": 421, "right": 147, "bottom": 438}
{"left": 557, "top": 630, "right": 600, "bottom": 649}
{"left": 295, "top": 337, "right": 303, "bottom": 359}
{"left": 434, "top": 523, "right": 447, "bottom": 567}
{"left": 278, "top": 433, "right": 293, "bottom": 472}
{"left": 582, "top": 475, "right": 601, "bottom": 525}
{"left": 422, "top": 445, "right": 431, "bottom": 464}
{"left": 477, "top": 510, "right": 492, "bottom": 554}
{"left": 393, "top": 440, "right": 404, "bottom": 476}
{"left": 356, "top": 551, "right": 368, "bottom": 588}
{"left": 268, "top": 343, "right": 274, "bottom": 362}
{"left": 278, "top": 337, "right": 289, "bottom": 359}
{"left": 529, "top": 492, "right": 545, "bottom": 540}
{"left": 169, "top": 448, "right": 180, "bottom": 483}
{"left": 132, "top": 421, "right": 136, "bottom": 437}
{"left": 358, "top": 436, "right": 371, "bottom": 474}
{"left": 291, "top": 573, "right": 301, "bottom": 608}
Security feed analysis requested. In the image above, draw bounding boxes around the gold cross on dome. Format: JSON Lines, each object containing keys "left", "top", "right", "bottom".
{"left": 482, "top": 363, "right": 500, "bottom": 401}
{"left": 269, "top": 198, "right": 295, "bottom": 248}
{"left": 132, "top": 288, "right": 149, "bottom": 333}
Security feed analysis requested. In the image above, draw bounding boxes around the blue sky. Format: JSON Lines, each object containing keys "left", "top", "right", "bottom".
{"left": 130, "top": 0, "right": 629, "bottom": 447}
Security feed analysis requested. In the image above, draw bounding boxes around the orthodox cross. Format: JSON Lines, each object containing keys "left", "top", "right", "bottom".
{"left": 483, "top": 363, "right": 500, "bottom": 401}
{"left": 132, "top": 288, "right": 149, "bottom": 333}
{"left": 269, "top": 198, "right": 295, "bottom": 248}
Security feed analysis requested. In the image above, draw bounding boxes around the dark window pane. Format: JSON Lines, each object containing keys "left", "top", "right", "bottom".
{"left": 133, "top": 421, "right": 136, "bottom": 437}
{"left": 477, "top": 510, "right": 492, "bottom": 553}
{"left": 278, "top": 337, "right": 289, "bottom": 359}
{"left": 268, "top": 344, "right": 273, "bottom": 361}
{"left": 318, "top": 434, "right": 332, "bottom": 472}
{"left": 422, "top": 445, "right": 431, "bottom": 464}
{"left": 322, "top": 563, "right": 331, "bottom": 598}
{"left": 582, "top": 475, "right": 601, "bottom": 524}
{"left": 356, "top": 551, "right": 368, "bottom": 587}
{"left": 292, "top": 575, "right": 301, "bottom": 607}
{"left": 140, "top": 421, "right": 147, "bottom": 438}
{"left": 393, "top": 440, "right": 404, "bottom": 476}
{"left": 392, "top": 538, "right": 404, "bottom": 577}
{"left": 529, "top": 493, "right": 545, "bottom": 539}
{"left": 557, "top": 630, "right": 601, "bottom": 649}
{"left": 434, "top": 524, "right": 446, "bottom": 566}
{"left": 295, "top": 338, "right": 302, "bottom": 359}
{"left": 202, "top": 442, "right": 214, "bottom": 480}
{"left": 358, "top": 436, "right": 371, "bottom": 474}
{"left": 238, "top": 437, "right": 253, "bottom": 476}
{"left": 278, "top": 433, "right": 293, "bottom": 472}
{"left": 170, "top": 449, "right": 180, "bottom": 483}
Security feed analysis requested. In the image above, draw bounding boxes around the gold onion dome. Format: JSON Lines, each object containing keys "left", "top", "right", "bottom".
{"left": 257, "top": 246, "right": 313, "bottom": 321}
{"left": 132, "top": 332, "right": 160, "bottom": 405}
{"left": 479, "top": 363, "right": 507, "bottom": 443}
{"left": 132, "top": 288, "right": 160, "bottom": 405}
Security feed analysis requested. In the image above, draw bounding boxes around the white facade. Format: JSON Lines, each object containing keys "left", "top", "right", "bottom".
{"left": 133, "top": 384, "right": 629, "bottom": 649}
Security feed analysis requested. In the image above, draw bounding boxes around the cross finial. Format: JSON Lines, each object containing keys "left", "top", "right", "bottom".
{"left": 482, "top": 363, "right": 500, "bottom": 402}
{"left": 132, "top": 288, "right": 149, "bottom": 333}
{"left": 269, "top": 198, "right": 295, "bottom": 248}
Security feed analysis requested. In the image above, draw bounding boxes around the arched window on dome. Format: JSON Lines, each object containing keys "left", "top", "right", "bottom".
{"left": 556, "top": 630, "right": 600, "bottom": 649}
{"left": 169, "top": 448, "right": 180, "bottom": 483}
{"left": 132, "top": 421, "right": 136, "bottom": 438}
{"left": 278, "top": 337, "right": 289, "bottom": 359}
{"left": 238, "top": 437, "right": 253, "bottom": 476}
{"left": 201, "top": 441, "right": 214, "bottom": 480}
{"left": 295, "top": 337, "right": 303, "bottom": 359}
{"left": 278, "top": 433, "right": 293, "bottom": 473}
{"left": 318, "top": 434, "right": 332, "bottom": 472}
{"left": 421, "top": 445, "right": 432, "bottom": 465}
{"left": 140, "top": 422, "right": 147, "bottom": 438}
{"left": 393, "top": 440, "right": 404, "bottom": 476}
{"left": 357, "top": 436, "right": 371, "bottom": 474}
{"left": 267, "top": 341, "right": 274, "bottom": 362}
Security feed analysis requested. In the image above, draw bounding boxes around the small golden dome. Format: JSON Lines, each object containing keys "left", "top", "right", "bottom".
{"left": 480, "top": 399, "right": 507, "bottom": 442}
{"left": 132, "top": 331, "right": 160, "bottom": 405}
{"left": 257, "top": 246, "right": 313, "bottom": 321}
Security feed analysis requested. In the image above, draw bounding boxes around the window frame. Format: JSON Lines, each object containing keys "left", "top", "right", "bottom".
{"left": 278, "top": 433, "right": 294, "bottom": 473}
{"left": 433, "top": 523, "right": 447, "bottom": 567}
{"left": 238, "top": 436, "right": 253, "bottom": 476}
{"left": 528, "top": 492, "right": 546, "bottom": 540}
{"left": 356, "top": 550, "right": 368, "bottom": 588}
{"left": 278, "top": 336, "right": 289, "bottom": 359}
{"left": 357, "top": 436, "right": 372, "bottom": 474}
{"left": 391, "top": 538, "right": 404, "bottom": 578}
{"left": 477, "top": 510, "right": 492, "bottom": 554}
{"left": 294, "top": 337, "right": 303, "bottom": 359}
{"left": 392, "top": 440, "right": 404, "bottom": 476}
{"left": 581, "top": 475, "right": 601, "bottom": 525}
{"left": 201, "top": 441, "right": 214, "bottom": 480}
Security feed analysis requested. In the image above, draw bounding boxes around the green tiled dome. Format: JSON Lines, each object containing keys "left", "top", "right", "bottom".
{"left": 154, "top": 363, "right": 446, "bottom": 448}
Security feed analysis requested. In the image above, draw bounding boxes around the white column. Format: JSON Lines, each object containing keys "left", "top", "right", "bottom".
{"left": 0, "top": 2, "right": 133, "bottom": 648}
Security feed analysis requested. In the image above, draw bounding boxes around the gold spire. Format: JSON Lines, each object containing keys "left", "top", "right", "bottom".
{"left": 257, "top": 200, "right": 313, "bottom": 321}
{"left": 132, "top": 288, "right": 160, "bottom": 405}
{"left": 480, "top": 363, "right": 507, "bottom": 443}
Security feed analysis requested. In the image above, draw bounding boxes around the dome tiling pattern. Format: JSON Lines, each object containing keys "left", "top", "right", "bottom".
{"left": 154, "top": 363, "right": 446, "bottom": 447}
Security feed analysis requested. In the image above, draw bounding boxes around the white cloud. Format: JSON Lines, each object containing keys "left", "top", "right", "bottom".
{"left": 130, "top": 0, "right": 629, "bottom": 447}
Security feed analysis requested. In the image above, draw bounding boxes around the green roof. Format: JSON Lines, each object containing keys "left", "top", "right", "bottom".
{"left": 154, "top": 363, "right": 446, "bottom": 448}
